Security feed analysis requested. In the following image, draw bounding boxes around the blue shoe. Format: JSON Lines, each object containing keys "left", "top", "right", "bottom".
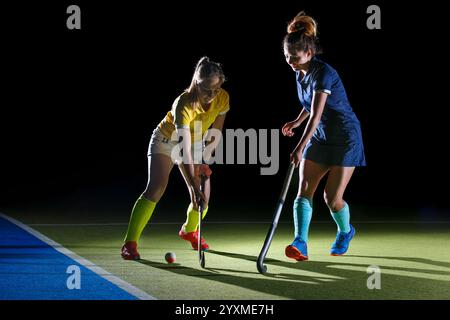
{"left": 285, "top": 237, "right": 308, "bottom": 261}
{"left": 330, "top": 225, "right": 355, "bottom": 256}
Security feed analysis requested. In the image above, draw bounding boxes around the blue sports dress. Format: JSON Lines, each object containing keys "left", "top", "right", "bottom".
{"left": 296, "top": 56, "right": 366, "bottom": 167}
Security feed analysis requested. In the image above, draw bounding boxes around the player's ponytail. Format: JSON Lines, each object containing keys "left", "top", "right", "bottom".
{"left": 186, "top": 56, "right": 226, "bottom": 109}
{"left": 192, "top": 56, "right": 225, "bottom": 84}
{"left": 284, "top": 11, "right": 322, "bottom": 55}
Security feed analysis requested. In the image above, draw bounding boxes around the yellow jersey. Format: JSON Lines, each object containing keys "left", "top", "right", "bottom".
{"left": 158, "top": 89, "right": 230, "bottom": 142}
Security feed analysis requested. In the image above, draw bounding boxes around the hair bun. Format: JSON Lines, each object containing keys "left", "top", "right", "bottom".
{"left": 287, "top": 11, "right": 317, "bottom": 37}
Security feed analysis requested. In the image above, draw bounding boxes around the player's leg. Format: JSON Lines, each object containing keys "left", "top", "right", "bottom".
{"left": 178, "top": 164, "right": 210, "bottom": 250}
{"left": 182, "top": 165, "right": 210, "bottom": 231}
{"left": 142, "top": 153, "right": 175, "bottom": 203}
{"left": 286, "top": 159, "right": 329, "bottom": 261}
{"left": 323, "top": 166, "right": 356, "bottom": 255}
{"left": 121, "top": 153, "right": 174, "bottom": 259}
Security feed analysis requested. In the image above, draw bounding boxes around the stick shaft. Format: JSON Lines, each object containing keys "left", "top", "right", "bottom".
{"left": 257, "top": 163, "right": 295, "bottom": 273}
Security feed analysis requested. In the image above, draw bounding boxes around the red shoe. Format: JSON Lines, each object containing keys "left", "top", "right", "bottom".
{"left": 285, "top": 245, "right": 308, "bottom": 261}
{"left": 121, "top": 241, "right": 140, "bottom": 260}
{"left": 178, "top": 228, "right": 209, "bottom": 250}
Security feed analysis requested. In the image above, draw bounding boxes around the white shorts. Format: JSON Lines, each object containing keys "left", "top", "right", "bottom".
{"left": 148, "top": 128, "right": 204, "bottom": 164}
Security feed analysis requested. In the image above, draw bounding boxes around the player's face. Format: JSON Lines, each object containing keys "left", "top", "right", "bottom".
{"left": 284, "top": 45, "right": 312, "bottom": 71}
{"left": 197, "top": 76, "right": 222, "bottom": 105}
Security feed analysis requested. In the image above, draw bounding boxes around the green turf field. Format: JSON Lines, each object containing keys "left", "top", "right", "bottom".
{"left": 8, "top": 210, "right": 450, "bottom": 300}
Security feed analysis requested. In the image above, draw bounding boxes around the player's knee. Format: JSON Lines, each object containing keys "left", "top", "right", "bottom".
{"left": 299, "top": 181, "right": 314, "bottom": 199}
{"left": 323, "top": 192, "right": 343, "bottom": 212}
{"left": 142, "top": 190, "right": 162, "bottom": 203}
{"left": 143, "top": 183, "right": 167, "bottom": 202}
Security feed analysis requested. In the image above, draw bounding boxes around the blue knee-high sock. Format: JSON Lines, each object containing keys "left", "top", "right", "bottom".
{"left": 293, "top": 197, "right": 313, "bottom": 242}
{"left": 330, "top": 202, "right": 351, "bottom": 233}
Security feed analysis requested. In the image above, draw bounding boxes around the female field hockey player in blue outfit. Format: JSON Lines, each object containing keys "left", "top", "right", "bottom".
{"left": 121, "top": 57, "right": 230, "bottom": 260}
{"left": 281, "top": 12, "right": 366, "bottom": 261}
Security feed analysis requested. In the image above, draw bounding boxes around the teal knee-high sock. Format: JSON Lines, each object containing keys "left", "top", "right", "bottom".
{"left": 330, "top": 202, "right": 351, "bottom": 233}
{"left": 293, "top": 197, "right": 313, "bottom": 242}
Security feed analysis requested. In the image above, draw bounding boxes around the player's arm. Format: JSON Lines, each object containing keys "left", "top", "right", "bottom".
{"left": 173, "top": 99, "right": 205, "bottom": 196}
{"left": 207, "top": 90, "right": 229, "bottom": 140}
{"left": 176, "top": 128, "right": 205, "bottom": 203}
{"left": 291, "top": 92, "right": 328, "bottom": 165}
{"left": 211, "top": 113, "right": 226, "bottom": 132}
{"left": 294, "top": 107, "right": 310, "bottom": 126}
{"left": 203, "top": 113, "right": 226, "bottom": 165}
{"left": 205, "top": 113, "right": 226, "bottom": 144}
{"left": 282, "top": 107, "right": 309, "bottom": 137}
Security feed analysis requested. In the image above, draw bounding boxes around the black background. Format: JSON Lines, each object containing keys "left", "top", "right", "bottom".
{"left": 1, "top": 0, "right": 449, "bottom": 220}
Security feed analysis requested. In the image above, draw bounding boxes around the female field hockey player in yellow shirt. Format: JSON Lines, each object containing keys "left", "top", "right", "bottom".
{"left": 121, "top": 57, "right": 230, "bottom": 260}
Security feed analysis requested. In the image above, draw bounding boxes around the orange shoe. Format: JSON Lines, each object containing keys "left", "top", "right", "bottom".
{"left": 178, "top": 228, "right": 209, "bottom": 250}
{"left": 285, "top": 238, "right": 308, "bottom": 261}
{"left": 121, "top": 241, "right": 140, "bottom": 260}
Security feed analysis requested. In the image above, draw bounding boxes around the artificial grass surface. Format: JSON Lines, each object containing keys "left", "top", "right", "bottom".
{"left": 22, "top": 221, "right": 450, "bottom": 300}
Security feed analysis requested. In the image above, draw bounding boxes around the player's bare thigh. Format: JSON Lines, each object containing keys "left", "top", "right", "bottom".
{"left": 142, "top": 153, "right": 174, "bottom": 202}
{"left": 297, "top": 159, "right": 330, "bottom": 199}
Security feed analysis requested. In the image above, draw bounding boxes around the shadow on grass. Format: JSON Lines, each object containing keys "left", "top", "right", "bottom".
{"left": 210, "top": 250, "right": 450, "bottom": 277}
{"left": 138, "top": 259, "right": 221, "bottom": 276}
{"left": 136, "top": 250, "right": 450, "bottom": 299}
{"left": 346, "top": 255, "right": 450, "bottom": 269}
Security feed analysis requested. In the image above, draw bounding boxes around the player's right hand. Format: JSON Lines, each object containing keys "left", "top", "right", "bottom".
{"left": 290, "top": 146, "right": 304, "bottom": 167}
{"left": 282, "top": 121, "right": 298, "bottom": 137}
